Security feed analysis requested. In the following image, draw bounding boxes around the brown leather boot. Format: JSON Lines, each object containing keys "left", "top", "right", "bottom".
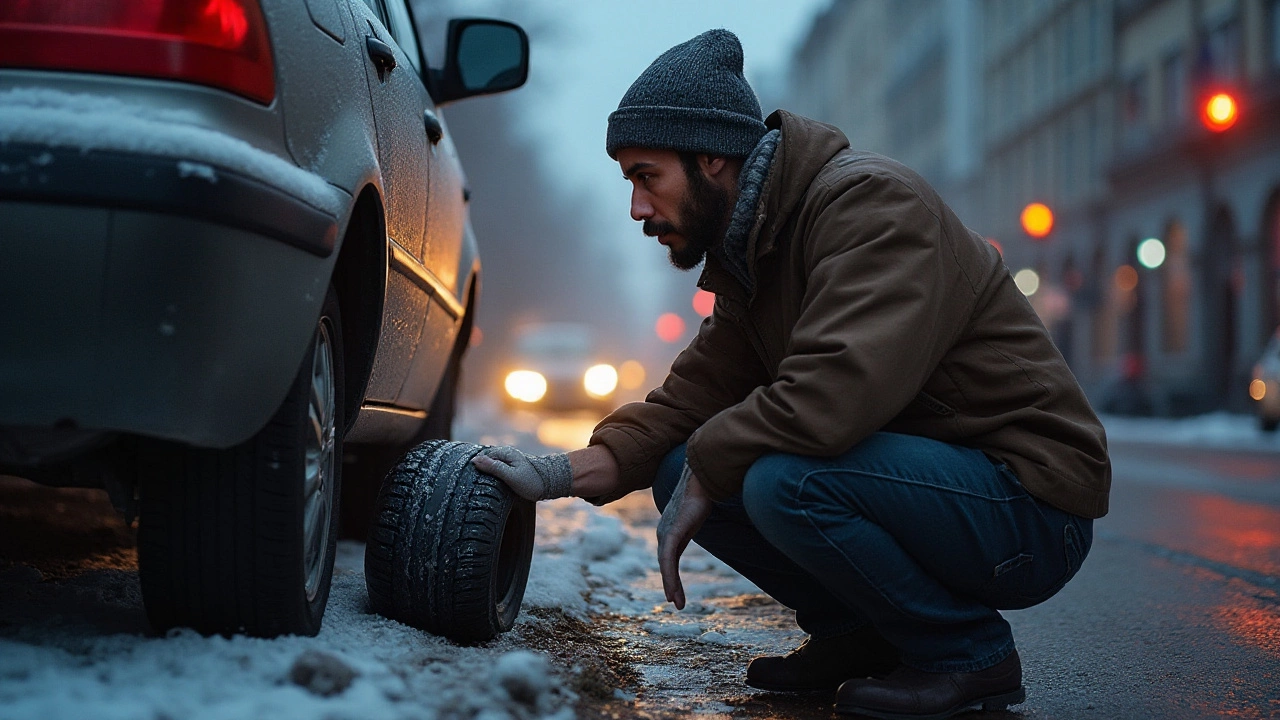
{"left": 745, "top": 626, "right": 900, "bottom": 692}
{"left": 834, "top": 649, "right": 1025, "bottom": 718}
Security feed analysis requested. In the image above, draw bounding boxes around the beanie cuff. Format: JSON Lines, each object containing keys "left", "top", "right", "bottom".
{"left": 606, "top": 105, "right": 768, "bottom": 159}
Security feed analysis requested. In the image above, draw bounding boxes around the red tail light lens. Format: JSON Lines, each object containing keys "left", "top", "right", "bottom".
{"left": 0, "top": 0, "right": 275, "bottom": 104}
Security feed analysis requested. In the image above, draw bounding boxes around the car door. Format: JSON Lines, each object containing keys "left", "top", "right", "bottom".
{"left": 385, "top": 0, "right": 467, "bottom": 409}
{"left": 348, "top": 0, "right": 432, "bottom": 405}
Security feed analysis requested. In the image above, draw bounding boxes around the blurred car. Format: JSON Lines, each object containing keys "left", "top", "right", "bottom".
{"left": 502, "top": 323, "right": 621, "bottom": 413}
{"left": 0, "top": 0, "right": 528, "bottom": 637}
{"left": 1250, "top": 329, "right": 1280, "bottom": 432}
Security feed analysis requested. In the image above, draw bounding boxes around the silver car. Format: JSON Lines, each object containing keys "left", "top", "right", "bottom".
{"left": 0, "top": 0, "right": 527, "bottom": 637}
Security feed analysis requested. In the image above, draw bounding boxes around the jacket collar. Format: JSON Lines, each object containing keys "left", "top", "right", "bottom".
{"left": 698, "top": 110, "right": 851, "bottom": 304}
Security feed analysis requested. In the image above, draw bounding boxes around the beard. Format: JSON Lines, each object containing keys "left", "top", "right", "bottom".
{"left": 642, "top": 164, "right": 731, "bottom": 271}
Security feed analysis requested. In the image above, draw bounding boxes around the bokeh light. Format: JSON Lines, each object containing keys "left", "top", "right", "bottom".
{"left": 1020, "top": 203, "right": 1054, "bottom": 239}
{"left": 1137, "top": 238, "right": 1166, "bottom": 269}
{"left": 504, "top": 370, "right": 547, "bottom": 403}
{"left": 1115, "top": 264, "right": 1139, "bottom": 292}
{"left": 1013, "top": 268, "right": 1040, "bottom": 296}
{"left": 656, "top": 313, "right": 686, "bottom": 343}
{"left": 618, "top": 360, "right": 647, "bottom": 390}
{"left": 692, "top": 289, "right": 715, "bottom": 317}
{"left": 583, "top": 364, "right": 618, "bottom": 398}
{"left": 1202, "top": 92, "right": 1238, "bottom": 132}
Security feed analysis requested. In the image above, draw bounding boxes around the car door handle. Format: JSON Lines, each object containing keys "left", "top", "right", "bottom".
{"left": 366, "top": 35, "right": 397, "bottom": 74}
{"left": 424, "top": 110, "right": 443, "bottom": 145}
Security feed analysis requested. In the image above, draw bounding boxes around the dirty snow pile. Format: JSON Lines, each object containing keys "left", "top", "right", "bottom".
{"left": 0, "top": 537, "right": 573, "bottom": 720}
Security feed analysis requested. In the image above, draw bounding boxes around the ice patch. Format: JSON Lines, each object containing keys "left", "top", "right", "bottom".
{"left": 641, "top": 621, "right": 704, "bottom": 638}
{"left": 697, "top": 630, "right": 729, "bottom": 645}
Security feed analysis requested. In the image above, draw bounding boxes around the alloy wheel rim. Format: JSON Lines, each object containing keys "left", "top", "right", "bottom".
{"left": 303, "top": 321, "right": 336, "bottom": 603}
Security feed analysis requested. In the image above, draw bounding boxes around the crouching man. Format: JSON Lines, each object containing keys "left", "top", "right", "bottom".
{"left": 473, "top": 29, "right": 1110, "bottom": 719}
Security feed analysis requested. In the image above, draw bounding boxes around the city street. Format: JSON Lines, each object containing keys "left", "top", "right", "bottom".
{"left": 2, "top": 414, "right": 1278, "bottom": 719}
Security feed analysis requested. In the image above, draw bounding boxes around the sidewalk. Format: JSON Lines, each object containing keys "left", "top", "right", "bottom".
{"left": 1100, "top": 412, "right": 1280, "bottom": 453}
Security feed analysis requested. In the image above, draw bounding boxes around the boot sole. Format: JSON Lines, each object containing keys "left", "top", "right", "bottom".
{"left": 745, "top": 678, "right": 839, "bottom": 693}
{"left": 835, "top": 686, "right": 1026, "bottom": 719}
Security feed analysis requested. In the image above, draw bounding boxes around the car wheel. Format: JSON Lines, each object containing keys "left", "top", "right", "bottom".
{"left": 137, "top": 285, "right": 344, "bottom": 638}
{"left": 1262, "top": 416, "right": 1279, "bottom": 433}
{"left": 364, "top": 440, "right": 535, "bottom": 644}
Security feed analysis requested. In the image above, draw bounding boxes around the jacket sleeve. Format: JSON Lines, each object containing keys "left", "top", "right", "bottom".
{"left": 587, "top": 305, "right": 770, "bottom": 504}
{"left": 685, "top": 172, "right": 973, "bottom": 500}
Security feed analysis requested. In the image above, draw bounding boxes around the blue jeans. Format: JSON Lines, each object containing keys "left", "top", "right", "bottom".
{"left": 653, "top": 432, "right": 1092, "bottom": 673}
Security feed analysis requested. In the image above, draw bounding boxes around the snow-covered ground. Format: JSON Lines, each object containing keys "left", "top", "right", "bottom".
{"left": 0, "top": 474, "right": 791, "bottom": 720}
{"left": 1099, "top": 411, "right": 1280, "bottom": 451}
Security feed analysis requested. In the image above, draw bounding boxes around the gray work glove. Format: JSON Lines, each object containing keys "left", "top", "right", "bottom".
{"left": 471, "top": 446, "right": 573, "bottom": 502}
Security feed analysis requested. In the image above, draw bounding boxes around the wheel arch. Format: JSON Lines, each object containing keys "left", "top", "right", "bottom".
{"left": 332, "top": 183, "right": 387, "bottom": 434}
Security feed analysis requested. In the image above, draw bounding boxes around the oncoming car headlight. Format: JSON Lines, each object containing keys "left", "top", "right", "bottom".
{"left": 583, "top": 364, "right": 618, "bottom": 399}
{"left": 505, "top": 370, "right": 547, "bottom": 403}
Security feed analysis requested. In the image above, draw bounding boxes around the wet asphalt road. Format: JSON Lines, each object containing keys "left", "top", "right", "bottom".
{"left": 2, "top": 432, "right": 1278, "bottom": 718}
{"left": 1001, "top": 439, "right": 1280, "bottom": 719}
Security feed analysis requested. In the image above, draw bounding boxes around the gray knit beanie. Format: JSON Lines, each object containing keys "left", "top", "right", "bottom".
{"left": 606, "top": 29, "right": 767, "bottom": 159}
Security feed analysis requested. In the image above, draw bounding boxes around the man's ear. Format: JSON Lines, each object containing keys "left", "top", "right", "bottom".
{"left": 698, "top": 154, "right": 729, "bottom": 178}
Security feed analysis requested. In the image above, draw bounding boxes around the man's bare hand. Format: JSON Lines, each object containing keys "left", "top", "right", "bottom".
{"left": 656, "top": 463, "right": 714, "bottom": 610}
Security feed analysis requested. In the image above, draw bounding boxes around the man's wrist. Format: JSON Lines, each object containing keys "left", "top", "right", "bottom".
{"left": 567, "top": 445, "right": 620, "bottom": 498}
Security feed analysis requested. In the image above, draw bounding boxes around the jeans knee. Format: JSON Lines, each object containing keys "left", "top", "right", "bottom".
{"left": 651, "top": 444, "right": 687, "bottom": 513}
{"left": 741, "top": 453, "right": 800, "bottom": 530}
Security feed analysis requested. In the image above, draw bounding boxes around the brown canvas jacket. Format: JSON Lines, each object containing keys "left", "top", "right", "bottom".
{"left": 589, "top": 110, "right": 1111, "bottom": 519}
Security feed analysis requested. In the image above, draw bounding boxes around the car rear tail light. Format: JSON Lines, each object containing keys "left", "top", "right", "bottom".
{"left": 0, "top": 0, "right": 275, "bottom": 104}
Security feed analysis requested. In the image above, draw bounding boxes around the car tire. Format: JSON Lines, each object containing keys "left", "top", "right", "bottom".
{"left": 364, "top": 440, "right": 535, "bottom": 644}
{"left": 1262, "top": 416, "right": 1279, "bottom": 433}
{"left": 137, "top": 285, "right": 344, "bottom": 638}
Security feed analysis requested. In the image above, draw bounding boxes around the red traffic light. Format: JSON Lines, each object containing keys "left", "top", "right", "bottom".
{"left": 1020, "top": 203, "right": 1054, "bottom": 239}
{"left": 1201, "top": 92, "right": 1238, "bottom": 132}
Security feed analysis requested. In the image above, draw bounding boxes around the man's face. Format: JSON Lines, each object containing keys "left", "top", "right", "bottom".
{"left": 617, "top": 148, "right": 731, "bottom": 270}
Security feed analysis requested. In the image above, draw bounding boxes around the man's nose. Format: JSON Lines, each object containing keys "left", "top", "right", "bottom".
{"left": 630, "top": 189, "right": 653, "bottom": 222}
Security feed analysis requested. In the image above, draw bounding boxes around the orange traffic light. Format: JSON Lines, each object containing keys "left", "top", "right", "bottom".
{"left": 1201, "top": 92, "right": 1239, "bottom": 132}
{"left": 1020, "top": 203, "right": 1054, "bottom": 239}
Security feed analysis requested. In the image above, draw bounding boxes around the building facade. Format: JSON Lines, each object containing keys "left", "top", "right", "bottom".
{"left": 783, "top": 0, "right": 984, "bottom": 224}
{"left": 784, "top": 0, "right": 1280, "bottom": 414}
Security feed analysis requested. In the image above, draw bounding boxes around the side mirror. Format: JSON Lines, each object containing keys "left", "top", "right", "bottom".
{"left": 433, "top": 18, "right": 528, "bottom": 105}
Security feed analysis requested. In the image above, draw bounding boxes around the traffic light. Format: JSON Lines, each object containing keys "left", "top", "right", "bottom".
{"left": 1201, "top": 92, "right": 1238, "bottom": 132}
{"left": 1020, "top": 203, "right": 1054, "bottom": 240}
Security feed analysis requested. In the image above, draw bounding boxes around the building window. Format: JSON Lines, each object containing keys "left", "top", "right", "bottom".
{"left": 1062, "top": 121, "right": 1077, "bottom": 197}
{"left": 1034, "top": 34, "right": 1050, "bottom": 109}
{"left": 1088, "top": 0, "right": 1101, "bottom": 70}
{"left": 1160, "top": 50, "right": 1187, "bottom": 126}
{"left": 1206, "top": 18, "right": 1242, "bottom": 82}
{"left": 1122, "top": 71, "right": 1149, "bottom": 149}
{"left": 1062, "top": 13, "right": 1075, "bottom": 87}
{"left": 1161, "top": 221, "right": 1191, "bottom": 353}
{"left": 1269, "top": 0, "right": 1280, "bottom": 69}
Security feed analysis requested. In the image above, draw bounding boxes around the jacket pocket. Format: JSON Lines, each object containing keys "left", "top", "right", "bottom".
{"left": 913, "top": 390, "right": 956, "bottom": 417}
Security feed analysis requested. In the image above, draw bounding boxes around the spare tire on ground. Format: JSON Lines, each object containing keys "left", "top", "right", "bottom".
{"left": 364, "top": 440, "right": 535, "bottom": 643}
